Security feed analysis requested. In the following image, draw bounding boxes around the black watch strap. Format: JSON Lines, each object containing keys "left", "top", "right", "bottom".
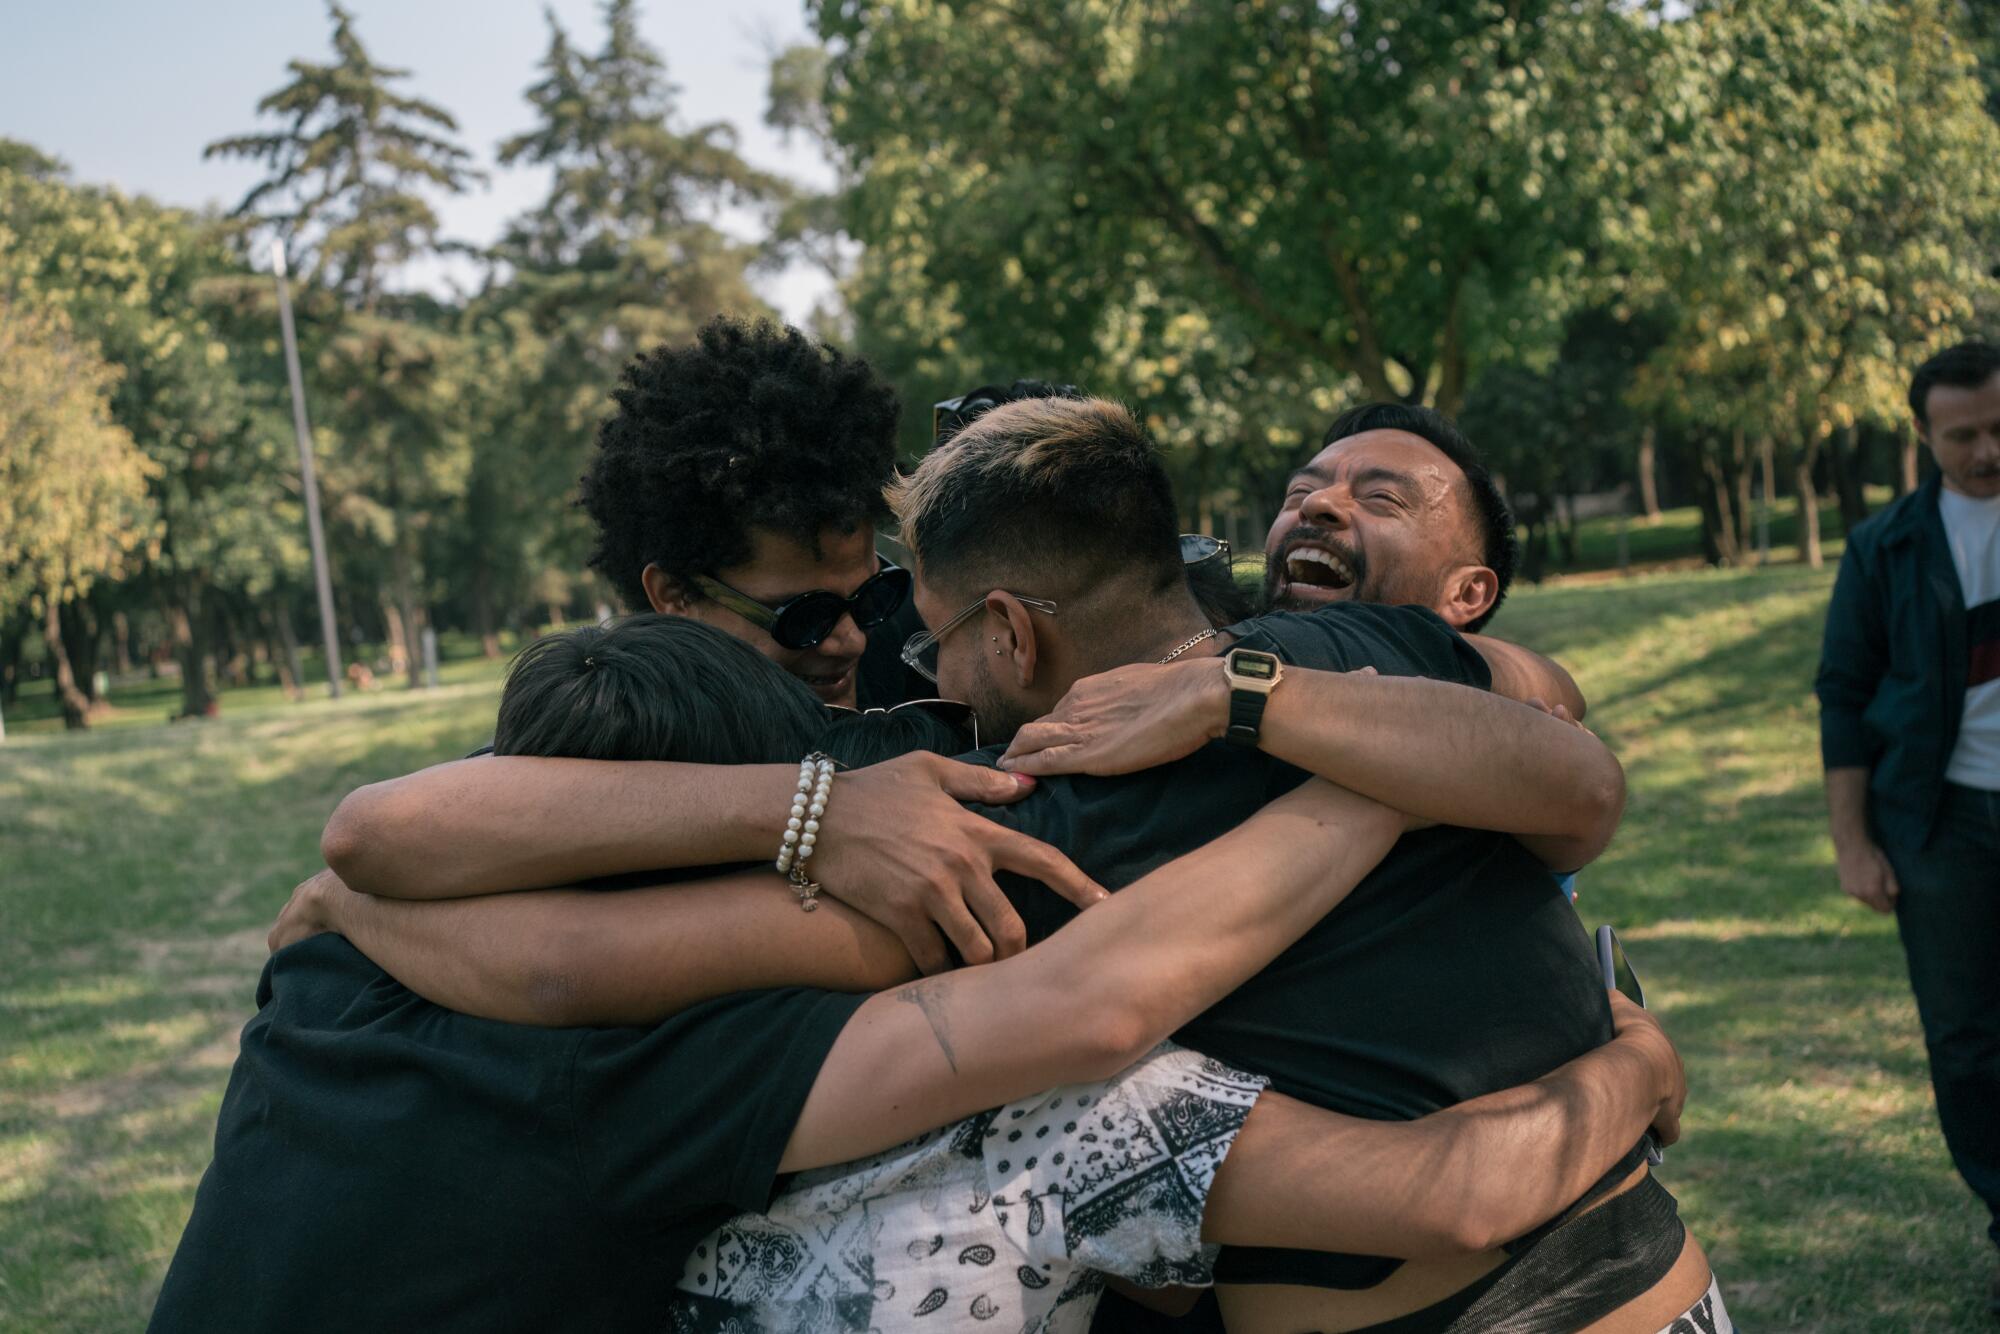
{"left": 1226, "top": 689, "right": 1269, "bottom": 747}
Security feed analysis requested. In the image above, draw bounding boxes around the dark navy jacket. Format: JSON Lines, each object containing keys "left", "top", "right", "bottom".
{"left": 1815, "top": 472, "right": 1970, "bottom": 853}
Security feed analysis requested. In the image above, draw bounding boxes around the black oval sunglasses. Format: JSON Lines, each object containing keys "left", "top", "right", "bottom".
{"left": 691, "top": 562, "right": 912, "bottom": 652}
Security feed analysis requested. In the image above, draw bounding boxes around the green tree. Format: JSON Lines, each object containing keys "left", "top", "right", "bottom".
{"left": 1461, "top": 306, "right": 1657, "bottom": 579}
{"left": 312, "top": 304, "right": 471, "bottom": 685}
{"left": 807, "top": 0, "right": 1663, "bottom": 508}
{"left": 0, "top": 147, "right": 307, "bottom": 718}
{"left": 450, "top": 0, "right": 781, "bottom": 646}
{"left": 0, "top": 301, "right": 157, "bottom": 729}
{"left": 1626, "top": 0, "right": 2000, "bottom": 567}
{"left": 205, "top": 0, "right": 482, "bottom": 310}
{"left": 210, "top": 3, "right": 483, "bottom": 686}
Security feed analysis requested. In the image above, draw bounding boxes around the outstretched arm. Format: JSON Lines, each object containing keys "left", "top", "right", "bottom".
{"left": 1001, "top": 656, "right": 1623, "bottom": 871}
{"left": 272, "top": 867, "right": 916, "bottom": 1027}
{"left": 321, "top": 758, "right": 793, "bottom": 901}
{"left": 780, "top": 778, "right": 1402, "bottom": 1169}
{"left": 278, "top": 779, "right": 1406, "bottom": 1172}
{"left": 1203, "top": 992, "right": 1683, "bottom": 1257}
{"left": 320, "top": 751, "right": 1105, "bottom": 974}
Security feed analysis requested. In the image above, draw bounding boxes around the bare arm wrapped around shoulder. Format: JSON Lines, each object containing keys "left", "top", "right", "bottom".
{"left": 278, "top": 778, "right": 1406, "bottom": 1172}
{"left": 318, "top": 751, "right": 1104, "bottom": 976}
{"left": 1201, "top": 992, "right": 1685, "bottom": 1256}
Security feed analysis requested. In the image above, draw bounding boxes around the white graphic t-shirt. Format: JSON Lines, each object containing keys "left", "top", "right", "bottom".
{"left": 1940, "top": 485, "right": 2000, "bottom": 789}
{"left": 666, "top": 1043, "right": 1266, "bottom": 1334}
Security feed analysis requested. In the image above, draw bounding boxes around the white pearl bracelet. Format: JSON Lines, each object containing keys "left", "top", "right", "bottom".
{"left": 776, "top": 753, "right": 836, "bottom": 910}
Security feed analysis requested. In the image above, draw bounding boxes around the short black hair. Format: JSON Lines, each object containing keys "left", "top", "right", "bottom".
{"left": 1909, "top": 341, "right": 2000, "bottom": 427}
{"left": 817, "top": 709, "right": 968, "bottom": 768}
{"left": 493, "top": 615, "right": 827, "bottom": 764}
{"left": 892, "top": 397, "right": 1185, "bottom": 602}
{"left": 580, "top": 316, "right": 901, "bottom": 611}
{"left": 1321, "top": 402, "right": 1518, "bottom": 631}
{"left": 494, "top": 613, "right": 964, "bottom": 771}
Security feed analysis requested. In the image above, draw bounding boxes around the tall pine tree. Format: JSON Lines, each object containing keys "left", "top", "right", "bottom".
{"left": 208, "top": 2, "right": 481, "bottom": 685}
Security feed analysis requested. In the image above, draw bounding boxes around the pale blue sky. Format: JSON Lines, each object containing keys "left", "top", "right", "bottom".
{"left": 0, "top": 0, "right": 838, "bottom": 319}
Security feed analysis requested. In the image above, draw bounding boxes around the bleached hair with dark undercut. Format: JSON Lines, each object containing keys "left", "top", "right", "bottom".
{"left": 887, "top": 397, "right": 1187, "bottom": 601}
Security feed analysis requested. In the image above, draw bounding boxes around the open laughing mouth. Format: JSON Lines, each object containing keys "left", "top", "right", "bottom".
{"left": 1281, "top": 540, "right": 1360, "bottom": 600}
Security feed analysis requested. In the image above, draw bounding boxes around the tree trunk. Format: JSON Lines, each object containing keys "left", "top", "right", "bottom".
{"left": 1433, "top": 296, "right": 1468, "bottom": 418}
{"left": 470, "top": 564, "right": 502, "bottom": 659}
{"left": 57, "top": 598, "right": 102, "bottom": 707}
{"left": 1899, "top": 432, "right": 1920, "bottom": 495}
{"left": 1520, "top": 515, "right": 1551, "bottom": 584}
{"left": 1828, "top": 425, "right": 1868, "bottom": 532}
{"left": 1701, "top": 445, "right": 1741, "bottom": 567}
{"left": 112, "top": 610, "right": 133, "bottom": 676}
{"left": 1554, "top": 494, "right": 1580, "bottom": 566}
{"left": 217, "top": 599, "right": 253, "bottom": 688}
{"left": 1731, "top": 428, "right": 1754, "bottom": 556}
{"left": 398, "top": 599, "right": 426, "bottom": 691}
{"left": 269, "top": 599, "right": 306, "bottom": 702}
{"left": 0, "top": 610, "right": 24, "bottom": 707}
{"left": 1695, "top": 480, "right": 1725, "bottom": 566}
{"left": 379, "top": 591, "right": 411, "bottom": 681}
{"left": 1795, "top": 458, "right": 1823, "bottom": 569}
{"left": 169, "top": 591, "right": 218, "bottom": 719}
{"left": 43, "top": 599, "right": 91, "bottom": 730}
{"left": 1757, "top": 436, "right": 1776, "bottom": 564}
{"left": 1636, "top": 424, "right": 1663, "bottom": 523}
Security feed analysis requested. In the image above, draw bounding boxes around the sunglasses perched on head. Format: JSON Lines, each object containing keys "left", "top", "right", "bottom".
{"left": 1180, "top": 534, "right": 1231, "bottom": 567}
{"left": 825, "top": 698, "right": 981, "bottom": 749}
{"left": 691, "top": 562, "right": 911, "bottom": 652}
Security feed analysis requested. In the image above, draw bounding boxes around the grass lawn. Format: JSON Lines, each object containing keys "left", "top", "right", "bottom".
{"left": 3, "top": 565, "right": 1994, "bottom": 1331}
{"left": 1551, "top": 487, "right": 1896, "bottom": 577}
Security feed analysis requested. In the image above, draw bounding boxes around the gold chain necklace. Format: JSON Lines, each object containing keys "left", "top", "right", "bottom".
{"left": 1156, "top": 628, "right": 1219, "bottom": 664}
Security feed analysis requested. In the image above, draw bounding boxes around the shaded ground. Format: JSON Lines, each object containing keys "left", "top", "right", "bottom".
{"left": 2, "top": 565, "right": 1992, "bottom": 1330}
{"left": 1503, "top": 563, "right": 1991, "bottom": 1331}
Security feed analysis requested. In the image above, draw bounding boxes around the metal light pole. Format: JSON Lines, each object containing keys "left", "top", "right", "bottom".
{"left": 271, "top": 239, "right": 344, "bottom": 699}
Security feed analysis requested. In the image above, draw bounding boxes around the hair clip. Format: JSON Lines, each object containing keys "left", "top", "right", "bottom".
{"left": 583, "top": 655, "right": 597, "bottom": 668}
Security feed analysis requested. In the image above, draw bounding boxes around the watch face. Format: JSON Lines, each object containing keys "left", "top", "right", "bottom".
{"left": 1232, "top": 652, "right": 1278, "bottom": 682}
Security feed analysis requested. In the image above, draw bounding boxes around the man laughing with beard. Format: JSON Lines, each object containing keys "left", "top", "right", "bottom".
{"left": 1261, "top": 401, "right": 1583, "bottom": 713}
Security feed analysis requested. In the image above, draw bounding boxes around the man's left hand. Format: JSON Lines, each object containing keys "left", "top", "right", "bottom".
{"left": 1000, "top": 659, "right": 1228, "bottom": 777}
{"left": 269, "top": 868, "right": 345, "bottom": 953}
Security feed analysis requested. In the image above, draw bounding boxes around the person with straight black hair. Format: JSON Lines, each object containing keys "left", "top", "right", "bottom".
{"left": 493, "top": 617, "right": 831, "bottom": 767}
{"left": 493, "top": 612, "right": 975, "bottom": 773}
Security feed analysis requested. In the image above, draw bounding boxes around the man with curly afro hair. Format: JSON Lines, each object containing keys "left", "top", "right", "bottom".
{"left": 579, "top": 315, "right": 923, "bottom": 708}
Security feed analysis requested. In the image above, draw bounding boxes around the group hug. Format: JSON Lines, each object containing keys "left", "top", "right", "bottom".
{"left": 147, "top": 317, "right": 1735, "bottom": 1334}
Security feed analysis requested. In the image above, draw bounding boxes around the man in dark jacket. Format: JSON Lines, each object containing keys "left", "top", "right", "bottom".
{"left": 1816, "top": 340, "right": 2000, "bottom": 1314}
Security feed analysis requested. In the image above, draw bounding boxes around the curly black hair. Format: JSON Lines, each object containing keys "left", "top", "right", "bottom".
{"left": 580, "top": 316, "right": 902, "bottom": 611}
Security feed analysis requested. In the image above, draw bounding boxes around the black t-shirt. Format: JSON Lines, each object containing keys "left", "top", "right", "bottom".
{"left": 967, "top": 604, "right": 1614, "bottom": 1276}
{"left": 148, "top": 935, "right": 863, "bottom": 1333}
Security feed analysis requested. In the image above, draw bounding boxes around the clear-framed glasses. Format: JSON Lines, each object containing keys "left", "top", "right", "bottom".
{"left": 901, "top": 595, "right": 1059, "bottom": 685}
